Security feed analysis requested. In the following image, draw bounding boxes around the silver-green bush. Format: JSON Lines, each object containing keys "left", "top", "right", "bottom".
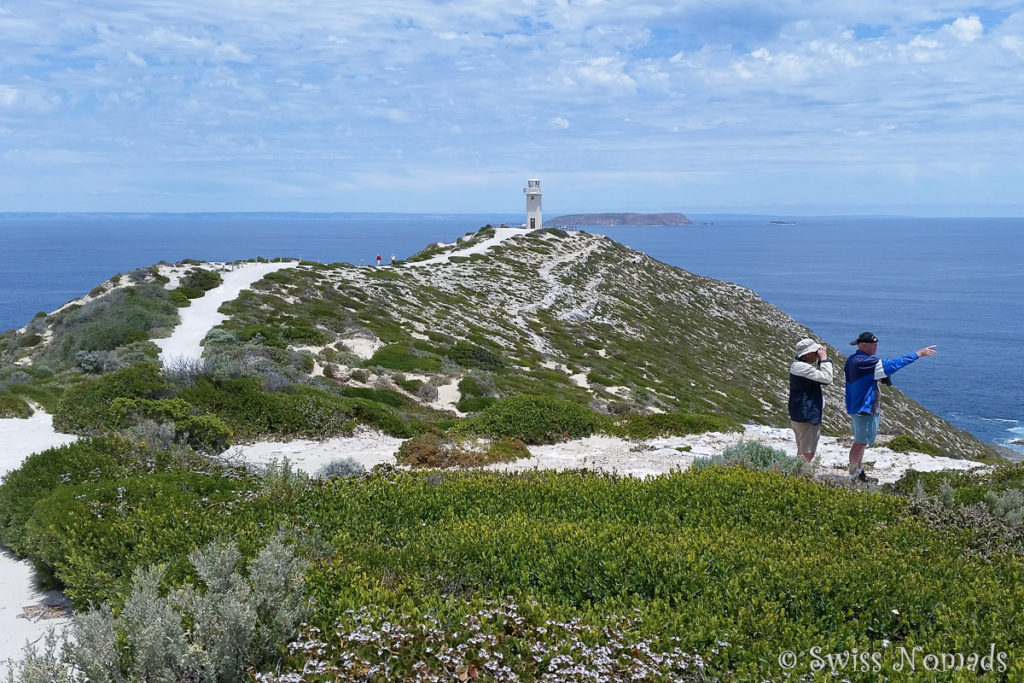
{"left": 314, "top": 457, "right": 365, "bottom": 480}
{"left": 692, "top": 439, "right": 812, "bottom": 477}
{"left": 9, "top": 532, "right": 310, "bottom": 683}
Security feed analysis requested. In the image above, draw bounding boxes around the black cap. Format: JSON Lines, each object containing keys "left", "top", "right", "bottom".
{"left": 850, "top": 331, "right": 878, "bottom": 346}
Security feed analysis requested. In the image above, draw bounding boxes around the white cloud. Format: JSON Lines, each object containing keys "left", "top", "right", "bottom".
{"left": 1000, "top": 35, "right": 1024, "bottom": 58}
{"left": 143, "top": 27, "right": 252, "bottom": 63}
{"left": 575, "top": 56, "right": 637, "bottom": 94}
{"left": 550, "top": 116, "right": 570, "bottom": 129}
{"left": 0, "top": 85, "right": 18, "bottom": 107}
{"left": 126, "top": 51, "right": 148, "bottom": 67}
{"left": 948, "top": 15, "right": 983, "bottom": 43}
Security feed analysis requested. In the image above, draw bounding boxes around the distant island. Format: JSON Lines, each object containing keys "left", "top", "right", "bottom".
{"left": 544, "top": 212, "right": 692, "bottom": 227}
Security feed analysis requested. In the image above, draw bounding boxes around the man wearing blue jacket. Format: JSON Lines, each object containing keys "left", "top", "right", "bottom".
{"left": 845, "top": 331, "right": 937, "bottom": 481}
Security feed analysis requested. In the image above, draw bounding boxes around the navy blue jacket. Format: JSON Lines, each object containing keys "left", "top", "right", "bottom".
{"left": 789, "top": 358, "right": 834, "bottom": 424}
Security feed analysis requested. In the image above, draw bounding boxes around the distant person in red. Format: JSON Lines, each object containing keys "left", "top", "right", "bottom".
{"left": 376, "top": 254, "right": 382, "bottom": 267}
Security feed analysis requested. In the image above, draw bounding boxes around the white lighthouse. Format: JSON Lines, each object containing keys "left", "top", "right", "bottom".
{"left": 524, "top": 178, "right": 542, "bottom": 230}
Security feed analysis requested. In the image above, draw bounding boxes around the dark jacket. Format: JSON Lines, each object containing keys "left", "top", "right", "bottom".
{"left": 789, "top": 358, "right": 834, "bottom": 424}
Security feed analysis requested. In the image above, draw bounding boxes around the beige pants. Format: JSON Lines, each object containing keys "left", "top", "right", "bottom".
{"left": 791, "top": 421, "right": 821, "bottom": 456}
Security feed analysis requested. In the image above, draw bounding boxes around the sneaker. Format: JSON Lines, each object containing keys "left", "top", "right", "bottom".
{"left": 854, "top": 469, "right": 878, "bottom": 484}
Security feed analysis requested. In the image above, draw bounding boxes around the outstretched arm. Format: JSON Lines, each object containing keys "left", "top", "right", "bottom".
{"left": 877, "top": 345, "right": 936, "bottom": 378}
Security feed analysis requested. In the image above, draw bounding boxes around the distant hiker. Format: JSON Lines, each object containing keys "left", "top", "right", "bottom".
{"left": 788, "top": 338, "right": 833, "bottom": 462}
{"left": 845, "top": 331, "right": 937, "bottom": 482}
{"left": 376, "top": 254, "right": 382, "bottom": 267}
{"left": 391, "top": 253, "right": 396, "bottom": 266}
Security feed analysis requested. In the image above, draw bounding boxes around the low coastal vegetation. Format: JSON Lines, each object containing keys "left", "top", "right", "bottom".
{"left": 2, "top": 228, "right": 1019, "bottom": 680}
{"left": 4, "top": 441, "right": 1024, "bottom": 679}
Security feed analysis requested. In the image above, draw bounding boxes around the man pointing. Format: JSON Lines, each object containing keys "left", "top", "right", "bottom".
{"left": 845, "top": 331, "right": 937, "bottom": 482}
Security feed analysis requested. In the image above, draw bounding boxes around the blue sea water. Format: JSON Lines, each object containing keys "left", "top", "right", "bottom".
{"left": 0, "top": 213, "right": 1021, "bottom": 452}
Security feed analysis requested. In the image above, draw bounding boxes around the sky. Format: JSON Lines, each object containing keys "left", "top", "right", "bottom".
{"left": 2, "top": 1, "right": 1024, "bottom": 216}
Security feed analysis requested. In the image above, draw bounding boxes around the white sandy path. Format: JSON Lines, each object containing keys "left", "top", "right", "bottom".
{"left": 0, "top": 410, "right": 78, "bottom": 675}
{"left": 229, "top": 423, "right": 988, "bottom": 486}
{"left": 409, "top": 227, "right": 526, "bottom": 266}
{"left": 155, "top": 261, "right": 297, "bottom": 365}
{"left": 484, "top": 424, "right": 990, "bottom": 483}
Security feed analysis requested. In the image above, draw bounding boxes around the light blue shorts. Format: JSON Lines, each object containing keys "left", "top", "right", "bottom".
{"left": 850, "top": 414, "right": 881, "bottom": 445}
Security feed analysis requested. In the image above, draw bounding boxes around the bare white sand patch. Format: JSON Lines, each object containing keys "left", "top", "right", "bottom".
{"left": 570, "top": 373, "right": 590, "bottom": 389}
{"left": 0, "top": 410, "right": 78, "bottom": 474}
{"left": 341, "top": 336, "right": 384, "bottom": 360}
{"left": 156, "top": 261, "right": 297, "bottom": 365}
{"left": 605, "top": 386, "right": 631, "bottom": 399}
{"left": 229, "top": 430, "right": 404, "bottom": 475}
{"left": 433, "top": 378, "right": 464, "bottom": 416}
{"left": 291, "top": 344, "right": 327, "bottom": 355}
{"left": 411, "top": 227, "right": 526, "bottom": 266}
{"left": 0, "top": 410, "right": 77, "bottom": 674}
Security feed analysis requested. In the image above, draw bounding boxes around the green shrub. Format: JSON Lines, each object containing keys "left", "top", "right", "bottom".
{"left": 174, "top": 285, "right": 206, "bottom": 299}
{"left": 178, "top": 377, "right": 411, "bottom": 439}
{"left": 177, "top": 414, "right": 233, "bottom": 454}
{"left": 53, "top": 362, "right": 169, "bottom": 434}
{"left": 168, "top": 289, "right": 191, "bottom": 307}
{"left": 606, "top": 412, "right": 742, "bottom": 440}
{"left": 0, "top": 391, "right": 32, "bottom": 418}
{"left": 395, "top": 376, "right": 422, "bottom": 393}
{"left": 51, "top": 285, "right": 178, "bottom": 360}
{"left": 339, "top": 386, "right": 407, "bottom": 408}
{"left": 367, "top": 344, "right": 441, "bottom": 372}
{"left": 458, "top": 375, "right": 485, "bottom": 397}
{"left": 447, "top": 341, "right": 504, "bottom": 369}
{"left": 586, "top": 371, "right": 614, "bottom": 386}
{"left": 455, "top": 396, "right": 496, "bottom": 413}
{"left": 18, "top": 333, "right": 43, "bottom": 348}
{"left": 460, "top": 394, "right": 598, "bottom": 444}
{"left": 23, "top": 472, "right": 251, "bottom": 602}
{"left": 886, "top": 434, "right": 946, "bottom": 457}
{"left": 107, "top": 398, "right": 233, "bottom": 453}
{"left": 179, "top": 267, "right": 223, "bottom": 291}
{"left": 236, "top": 323, "right": 328, "bottom": 348}
{"left": 0, "top": 435, "right": 208, "bottom": 555}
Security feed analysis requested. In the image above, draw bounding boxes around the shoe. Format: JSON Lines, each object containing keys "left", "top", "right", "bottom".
{"left": 853, "top": 469, "right": 878, "bottom": 484}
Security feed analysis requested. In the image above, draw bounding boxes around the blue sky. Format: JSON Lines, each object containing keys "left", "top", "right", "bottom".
{"left": 2, "top": 1, "right": 1024, "bottom": 215}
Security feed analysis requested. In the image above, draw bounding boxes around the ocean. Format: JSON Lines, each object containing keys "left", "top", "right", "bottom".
{"left": 1, "top": 213, "right": 1021, "bottom": 453}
